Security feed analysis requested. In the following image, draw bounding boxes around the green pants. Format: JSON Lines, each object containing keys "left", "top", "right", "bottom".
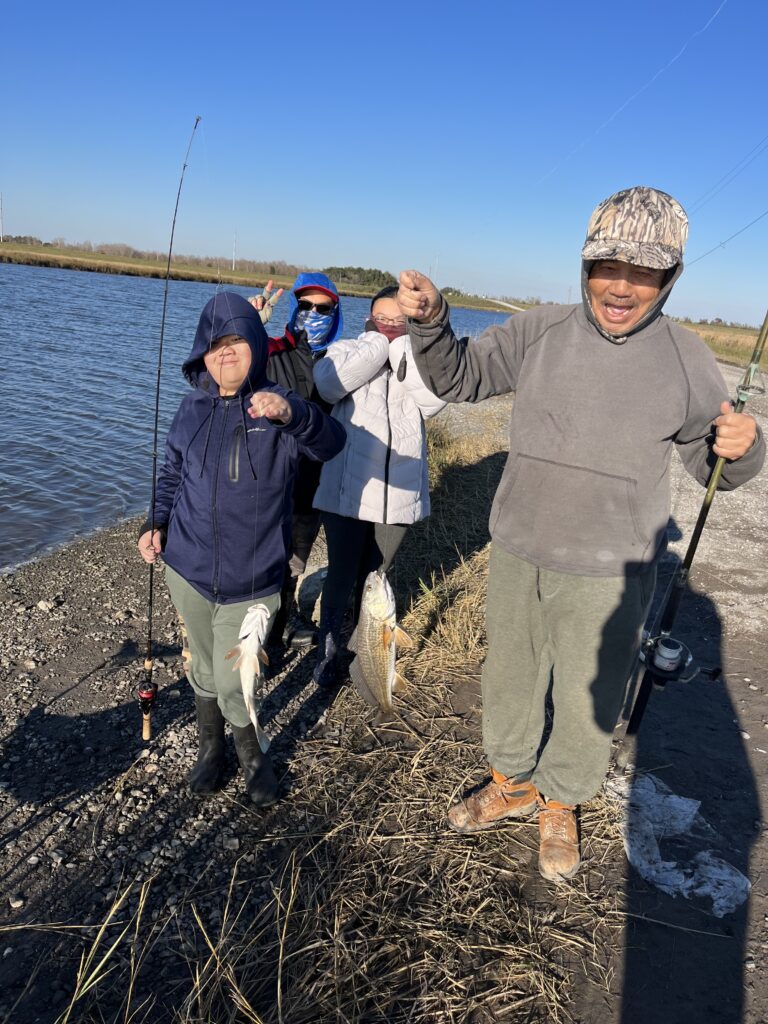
{"left": 482, "top": 545, "right": 656, "bottom": 806}
{"left": 165, "top": 566, "right": 280, "bottom": 728}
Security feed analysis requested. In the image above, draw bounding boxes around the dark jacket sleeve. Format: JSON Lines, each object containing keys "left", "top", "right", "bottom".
{"left": 267, "top": 333, "right": 316, "bottom": 402}
{"left": 276, "top": 392, "right": 346, "bottom": 462}
{"left": 407, "top": 297, "right": 527, "bottom": 403}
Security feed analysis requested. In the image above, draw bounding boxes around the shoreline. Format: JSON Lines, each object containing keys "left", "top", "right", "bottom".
{"left": 0, "top": 248, "right": 513, "bottom": 313}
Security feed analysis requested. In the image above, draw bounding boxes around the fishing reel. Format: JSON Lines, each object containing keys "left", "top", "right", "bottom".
{"left": 638, "top": 632, "right": 699, "bottom": 690}
{"left": 138, "top": 661, "right": 158, "bottom": 741}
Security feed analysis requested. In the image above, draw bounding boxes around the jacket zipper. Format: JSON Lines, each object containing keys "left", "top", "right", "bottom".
{"left": 229, "top": 425, "right": 243, "bottom": 483}
{"left": 383, "top": 369, "right": 391, "bottom": 525}
{"left": 211, "top": 401, "right": 230, "bottom": 598}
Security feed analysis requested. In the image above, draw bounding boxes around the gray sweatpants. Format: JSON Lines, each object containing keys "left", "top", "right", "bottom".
{"left": 482, "top": 545, "right": 656, "bottom": 806}
{"left": 165, "top": 566, "right": 280, "bottom": 728}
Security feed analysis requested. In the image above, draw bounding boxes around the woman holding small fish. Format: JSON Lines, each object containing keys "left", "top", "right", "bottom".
{"left": 311, "top": 286, "right": 445, "bottom": 690}
{"left": 137, "top": 293, "right": 345, "bottom": 805}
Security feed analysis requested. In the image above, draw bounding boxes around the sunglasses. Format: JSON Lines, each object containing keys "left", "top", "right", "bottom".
{"left": 297, "top": 299, "right": 336, "bottom": 315}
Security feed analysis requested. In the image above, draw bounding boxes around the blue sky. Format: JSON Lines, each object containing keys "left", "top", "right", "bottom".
{"left": 2, "top": 0, "right": 767, "bottom": 324}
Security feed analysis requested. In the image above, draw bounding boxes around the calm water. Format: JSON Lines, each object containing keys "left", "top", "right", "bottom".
{"left": 0, "top": 262, "right": 511, "bottom": 571}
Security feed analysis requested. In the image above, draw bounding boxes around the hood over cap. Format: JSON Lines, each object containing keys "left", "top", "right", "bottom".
{"left": 183, "top": 291, "right": 270, "bottom": 391}
{"left": 581, "top": 186, "right": 688, "bottom": 343}
{"left": 287, "top": 272, "right": 344, "bottom": 345}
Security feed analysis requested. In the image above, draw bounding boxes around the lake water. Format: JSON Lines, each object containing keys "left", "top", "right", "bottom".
{"left": 0, "top": 262, "right": 512, "bottom": 571}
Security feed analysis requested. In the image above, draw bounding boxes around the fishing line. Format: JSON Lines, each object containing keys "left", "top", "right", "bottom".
{"left": 140, "top": 115, "right": 201, "bottom": 742}
{"left": 686, "top": 204, "right": 768, "bottom": 266}
{"left": 687, "top": 130, "right": 768, "bottom": 215}
{"left": 535, "top": 0, "right": 730, "bottom": 185}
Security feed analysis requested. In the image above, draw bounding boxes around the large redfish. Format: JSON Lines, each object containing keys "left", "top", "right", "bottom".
{"left": 349, "top": 571, "right": 414, "bottom": 713}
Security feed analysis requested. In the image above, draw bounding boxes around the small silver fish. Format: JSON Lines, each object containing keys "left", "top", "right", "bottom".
{"left": 225, "top": 603, "right": 271, "bottom": 753}
{"left": 349, "top": 571, "right": 414, "bottom": 713}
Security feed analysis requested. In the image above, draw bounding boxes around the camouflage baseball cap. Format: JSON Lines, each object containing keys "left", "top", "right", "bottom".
{"left": 581, "top": 186, "right": 688, "bottom": 269}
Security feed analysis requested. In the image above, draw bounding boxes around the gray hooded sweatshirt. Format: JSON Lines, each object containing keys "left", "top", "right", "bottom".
{"left": 407, "top": 270, "right": 765, "bottom": 577}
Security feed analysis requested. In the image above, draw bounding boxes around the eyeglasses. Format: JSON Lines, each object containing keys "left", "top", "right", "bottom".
{"left": 372, "top": 315, "right": 407, "bottom": 328}
{"left": 297, "top": 299, "right": 336, "bottom": 315}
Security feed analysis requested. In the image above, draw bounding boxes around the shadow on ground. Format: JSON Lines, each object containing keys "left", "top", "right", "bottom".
{"left": 616, "top": 551, "right": 757, "bottom": 1024}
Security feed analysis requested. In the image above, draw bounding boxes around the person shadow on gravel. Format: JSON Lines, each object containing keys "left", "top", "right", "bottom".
{"left": 614, "top": 540, "right": 758, "bottom": 1024}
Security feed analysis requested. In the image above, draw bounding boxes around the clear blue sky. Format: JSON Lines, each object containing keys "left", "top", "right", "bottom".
{"left": 2, "top": 0, "right": 767, "bottom": 325}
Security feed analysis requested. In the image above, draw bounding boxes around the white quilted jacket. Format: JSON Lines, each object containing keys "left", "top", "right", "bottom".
{"left": 312, "top": 331, "right": 445, "bottom": 524}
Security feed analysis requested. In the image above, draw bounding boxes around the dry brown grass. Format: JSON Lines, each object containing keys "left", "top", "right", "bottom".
{"left": 13, "top": 424, "right": 625, "bottom": 1024}
{"left": 680, "top": 321, "right": 766, "bottom": 369}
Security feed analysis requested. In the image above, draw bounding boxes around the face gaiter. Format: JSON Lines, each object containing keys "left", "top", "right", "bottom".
{"left": 292, "top": 308, "right": 335, "bottom": 352}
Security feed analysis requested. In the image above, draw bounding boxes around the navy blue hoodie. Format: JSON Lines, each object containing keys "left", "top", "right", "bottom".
{"left": 147, "top": 292, "right": 345, "bottom": 603}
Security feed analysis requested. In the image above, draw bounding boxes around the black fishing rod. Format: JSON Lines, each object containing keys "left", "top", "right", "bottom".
{"left": 622, "top": 307, "right": 768, "bottom": 743}
{"left": 139, "top": 115, "right": 201, "bottom": 741}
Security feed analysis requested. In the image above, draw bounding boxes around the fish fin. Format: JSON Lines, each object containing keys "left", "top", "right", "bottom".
{"left": 393, "top": 672, "right": 409, "bottom": 693}
{"left": 349, "top": 655, "right": 380, "bottom": 709}
{"left": 382, "top": 624, "right": 393, "bottom": 646}
{"left": 394, "top": 626, "right": 415, "bottom": 649}
{"left": 347, "top": 627, "right": 358, "bottom": 653}
{"left": 255, "top": 721, "right": 271, "bottom": 754}
{"left": 226, "top": 647, "right": 244, "bottom": 670}
{"left": 258, "top": 648, "right": 270, "bottom": 666}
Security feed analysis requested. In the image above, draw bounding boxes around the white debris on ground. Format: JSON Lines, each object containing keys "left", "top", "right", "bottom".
{"left": 604, "top": 773, "right": 751, "bottom": 918}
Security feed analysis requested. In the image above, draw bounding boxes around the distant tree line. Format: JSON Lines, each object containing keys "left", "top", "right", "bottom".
{"left": 322, "top": 266, "right": 398, "bottom": 289}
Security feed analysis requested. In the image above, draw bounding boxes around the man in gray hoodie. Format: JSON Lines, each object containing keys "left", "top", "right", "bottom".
{"left": 398, "top": 186, "right": 765, "bottom": 882}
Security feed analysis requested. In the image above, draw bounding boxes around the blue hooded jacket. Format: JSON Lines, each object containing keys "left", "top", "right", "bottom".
{"left": 147, "top": 292, "right": 345, "bottom": 603}
{"left": 287, "top": 272, "right": 344, "bottom": 349}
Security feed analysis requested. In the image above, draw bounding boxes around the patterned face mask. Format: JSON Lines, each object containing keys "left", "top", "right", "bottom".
{"left": 293, "top": 308, "right": 335, "bottom": 351}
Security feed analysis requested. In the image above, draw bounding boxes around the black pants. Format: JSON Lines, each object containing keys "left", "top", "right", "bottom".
{"left": 320, "top": 512, "right": 408, "bottom": 631}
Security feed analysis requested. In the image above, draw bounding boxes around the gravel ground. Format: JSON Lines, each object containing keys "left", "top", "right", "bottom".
{"left": 0, "top": 359, "right": 766, "bottom": 1023}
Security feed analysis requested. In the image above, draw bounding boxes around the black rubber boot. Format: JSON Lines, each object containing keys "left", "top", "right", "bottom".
{"left": 188, "top": 696, "right": 226, "bottom": 796}
{"left": 231, "top": 723, "right": 279, "bottom": 807}
{"left": 267, "top": 569, "right": 294, "bottom": 647}
{"left": 313, "top": 606, "right": 345, "bottom": 689}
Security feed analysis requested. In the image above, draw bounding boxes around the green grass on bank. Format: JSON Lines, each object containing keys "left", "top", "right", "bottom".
{"left": 0, "top": 243, "right": 516, "bottom": 311}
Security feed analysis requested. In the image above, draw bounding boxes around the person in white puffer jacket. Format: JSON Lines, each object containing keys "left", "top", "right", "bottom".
{"left": 311, "top": 286, "right": 446, "bottom": 687}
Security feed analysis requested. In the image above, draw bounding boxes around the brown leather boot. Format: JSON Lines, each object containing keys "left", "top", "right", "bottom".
{"left": 538, "top": 799, "right": 580, "bottom": 881}
{"left": 447, "top": 769, "right": 538, "bottom": 833}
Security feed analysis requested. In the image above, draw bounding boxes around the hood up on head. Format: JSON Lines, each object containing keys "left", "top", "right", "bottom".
{"left": 287, "top": 272, "right": 344, "bottom": 347}
{"left": 580, "top": 186, "right": 688, "bottom": 343}
{"left": 581, "top": 261, "right": 684, "bottom": 343}
{"left": 183, "top": 291, "right": 270, "bottom": 391}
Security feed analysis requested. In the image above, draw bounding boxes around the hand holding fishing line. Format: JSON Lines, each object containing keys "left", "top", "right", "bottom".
{"left": 713, "top": 400, "right": 757, "bottom": 459}
{"left": 137, "top": 530, "right": 164, "bottom": 564}
{"left": 398, "top": 270, "right": 441, "bottom": 322}
{"left": 248, "top": 392, "right": 292, "bottom": 423}
{"left": 248, "top": 280, "right": 284, "bottom": 325}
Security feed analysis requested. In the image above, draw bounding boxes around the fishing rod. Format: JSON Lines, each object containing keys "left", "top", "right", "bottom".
{"left": 621, "top": 307, "right": 768, "bottom": 745}
{"left": 139, "top": 115, "right": 201, "bottom": 742}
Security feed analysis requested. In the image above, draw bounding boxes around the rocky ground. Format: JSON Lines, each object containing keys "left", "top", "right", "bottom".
{"left": 0, "top": 368, "right": 766, "bottom": 1023}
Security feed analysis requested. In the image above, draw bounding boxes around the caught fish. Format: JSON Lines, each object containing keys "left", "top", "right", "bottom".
{"left": 225, "top": 603, "right": 271, "bottom": 752}
{"left": 349, "top": 571, "right": 414, "bottom": 713}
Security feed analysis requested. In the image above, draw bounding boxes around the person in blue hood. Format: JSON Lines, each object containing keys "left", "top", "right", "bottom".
{"left": 138, "top": 291, "right": 345, "bottom": 806}
{"left": 257, "top": 272, "right": 345, "bottom": 647}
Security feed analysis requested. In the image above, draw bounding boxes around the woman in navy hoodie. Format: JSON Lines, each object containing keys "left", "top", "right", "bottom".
{"left": 138, "top": 292, "right": 345, "bottom": 806}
